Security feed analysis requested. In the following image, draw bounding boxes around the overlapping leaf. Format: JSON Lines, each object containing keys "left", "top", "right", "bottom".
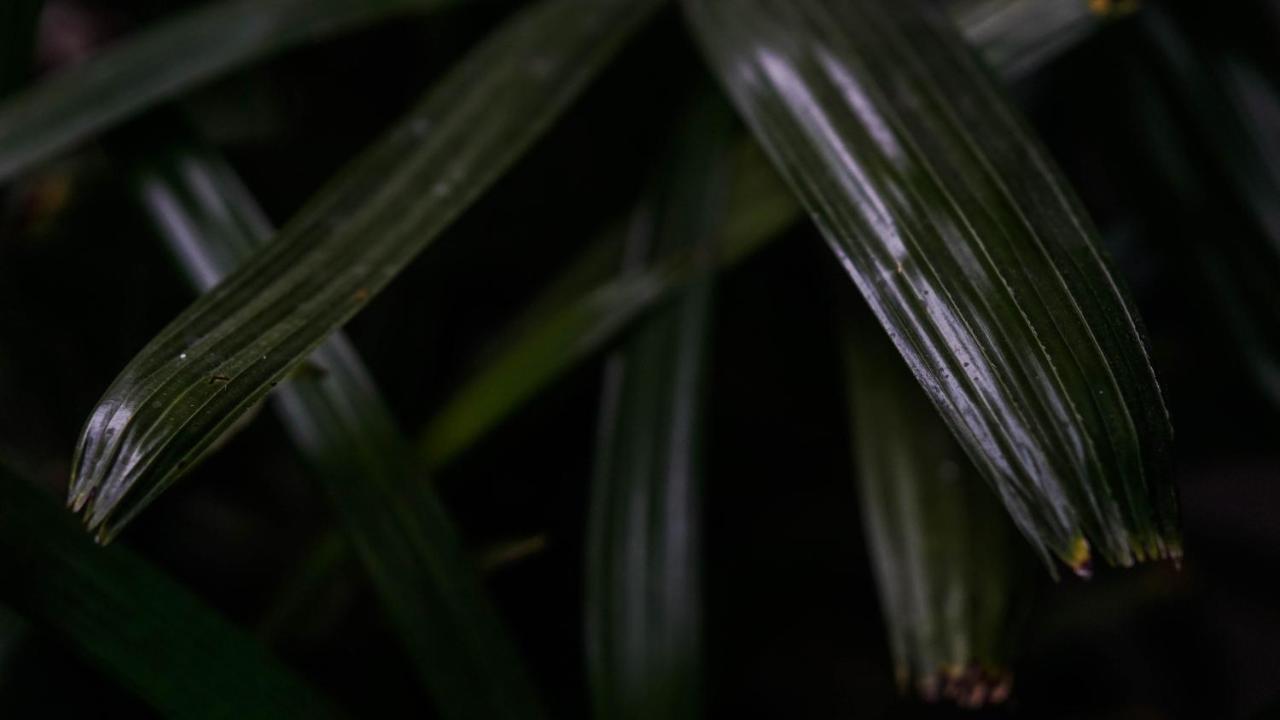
{"left": 418, "top": 0, "right": 1122, "bottom": 469}
{"left": 585, "top": 95, "right": 730, "bottom": 720}
{"left": 0, "top": 0, "right": 452, "bottom": 181}
{"left": 126, "top": 121, "right": 543, "bottom": 719}
{"left": 69, "top": 0, "right": 664, "bottom": 540}
{"left": 684, "top": 0, "right": 1179, "bottom": 572}
{"left": 844, "top": 312, "right": 1024, "bottom": 707}
{"left": 0, "top": 465, "right": 340, "bottom": 718}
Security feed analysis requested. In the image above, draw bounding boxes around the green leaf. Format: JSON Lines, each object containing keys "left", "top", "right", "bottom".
{"left": 952, "top": 0, "right": 1132, "bottom": 80}
{"left": 126, "top": 120, "right": 544, "bottom": 720}
{"left": 585, "top": 94, "right": 731, "bottom": 720}
{"left": 417, "top": 0, "right": 1114, "bottom": 469}
{"left": 418, "top": 140, "right": 792, "bottom": 467}
{"left": 0, "top": 0, "right": 42, "bottom": 96}
{"left": 843, "top": 310, "right": 1024, "bottom": 707}
{"left": 684, "top": 0, "right": 1179, "bottom": 573}
{"left": 69, "top": 0, "right": 664, "bottom": 541}
{"left": 1136, "top": 7, "right": 1280, "bottom": 405}
{"left": 0, "top": 0, "right": 452, "bottom": 182}
{"left": 0, "top": 464, "right": 341, "bottom": 718}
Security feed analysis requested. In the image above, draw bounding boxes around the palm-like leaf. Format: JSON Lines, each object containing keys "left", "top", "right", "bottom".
{"left": 126, "top": 120, "right": 543, "bottom": 719}
{"left": 0, "top": 465, "right": 340, "bottom": 718}
{"left": 844, "top": 312, "right": 1024, "bottom": 707}
{"left": 69, "top": 0, "right": 663, "bottom": 540}
{"left": 684, "top": 0, "right": 1179, "bottom": 573}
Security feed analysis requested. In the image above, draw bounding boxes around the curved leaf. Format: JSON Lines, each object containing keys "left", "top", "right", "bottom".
{"left": 586, "top": 95, "right": 730, "bottom": 720}
{"left": 0, "top": 465, "right": 341, "bottom": 718}
{"left": 0, "top": 0, "right": 452, "bottom": 182}
{"left": 417, "top": 0, "right": 1119, "bottom": 469}
{"left": 684, "top": 0, "right": 1179, "bottom": 572}
{"left": 844, "top": 312, "right": 1024, "bottom": 707}
{"left": 70, "top": 0, "right": 664, "bottom": 540}
{"left": 127, "top": 122, "right": 544, "bottom": 719}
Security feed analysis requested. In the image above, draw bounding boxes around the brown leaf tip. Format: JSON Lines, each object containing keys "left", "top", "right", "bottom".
{"left": 918, "top": 664, "right": 1013, "bottom": 709}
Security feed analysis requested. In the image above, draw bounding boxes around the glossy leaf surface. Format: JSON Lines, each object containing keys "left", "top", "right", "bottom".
{"left": 684, "top": 0, "right": 1179, "bottom": 572}
{"left": 0, "top": 0, "right": 450, "bottom": 181}
{"left": 417, "top": 0, "right": 1116, "bottom": 469}
{"left": 128, "top": 123, "right": 543, "bottom": 720}
{"left": 0, "top": 465, "right": 339, "bottom": 718}
{"left": 70, "top": 0, "right": 663, "bottom": 540}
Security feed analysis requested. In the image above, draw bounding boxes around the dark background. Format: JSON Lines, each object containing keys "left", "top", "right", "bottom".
{"left": 2, "top": 0, "right": 1278, "bottom": 717}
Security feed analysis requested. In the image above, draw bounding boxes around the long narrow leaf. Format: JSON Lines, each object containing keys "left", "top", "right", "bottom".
{"left": 127, "top": 121, "right": 544, "bottom": 720}
{"left": 0, "top": 0, "right": 452, "bottom": 182}
{"left": 70, "top": 0, "right": 664, "bottom": 540}
{"left": 0, "top": 465, "right": 340, "bottom": 718}
{"left": 585, "top": 95, "right": 730, "bottom": 719}
{"left": 417, "top": 0, "right": 1118, "bottom": 469}
{"left": 684, "top": 0, "right": 1179, "bottom": 573}
{"left": 844, "top": 311, "right": 1023, "bottom": 707}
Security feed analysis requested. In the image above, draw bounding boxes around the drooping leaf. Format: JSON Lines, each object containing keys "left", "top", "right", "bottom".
{"left": 126, "top": 120, "right": 544, "bottom": 720}
{"left": 0, "top": 464, "right": 341, "bottom": 718}
{"left": 0, "top": 0, "right": 453, "bottom": 182}
{"left": 69, "top": 0, "right": 664, "bottom": 540}
{"left": 1135, "top": 7, "right": 1280, "bottom": 405}
{"left": 585, "top": 94, "right": 730, "bottom": 720}
{"left": 683, "top": 0, "right": 1179, "bottom": 573}
{"left": 417, "top": 0, "right": 1118, "bottom": 469}
{"left": 843, "top": 309, "right": 1025, "bottom": 707}
{"left": 0, "top": 0, "right": 42, "bottom": 96}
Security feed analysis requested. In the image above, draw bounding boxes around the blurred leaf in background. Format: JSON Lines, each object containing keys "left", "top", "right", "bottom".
{"left": 843, "top": 308, "right": 1029, "bottom": 708}
{"left": 585, "top": 92, "right": 730, "bottom": 720}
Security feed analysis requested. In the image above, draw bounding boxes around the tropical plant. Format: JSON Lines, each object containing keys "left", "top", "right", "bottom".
{"left": 1, "top": 0, "right": 1277, "bottom": 716}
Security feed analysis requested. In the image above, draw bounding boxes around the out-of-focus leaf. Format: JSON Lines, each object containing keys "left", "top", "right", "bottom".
{"left": 127, "top": 122, "right": 544, "bottom": 720}
{"left": 952, "top": 0, "right": 1134, "bottom": 80}
{"left": 0, "top": 0, "right": 453, "bottom": 182}
{"left": 0, "top": 464, "right": 340, "bottom": 718}
{"left": 843, "top": 310, "right": 1024, "bottom": 708}
{"left": 69, "top": 0, "right": 664, "bottom": 541}
{"left": 0, "top": 0, "right": 42, "bottom": 95}
{"left": 684, "top": 0, "right": 1179, "bottom": 573}
{"left": 417, "top": 0, "right": 1116, "bottom": 469}
{"left": 1137, "top": 8, "right": 1280, "bottom": 405}
{"left": 418, "top": 141, "right": 792, "bottom": 467}
{"left": 585, "top": 95, "right": 730, "bottom": 720}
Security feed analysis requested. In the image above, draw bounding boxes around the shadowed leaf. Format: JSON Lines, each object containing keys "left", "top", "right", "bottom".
{"left": 684, "top": 0, "right": 1180, "bottom": 573}
{"left": 0, "top": 464, "right": 341, "bottom": 718}
{"left": 1135, "top": 7, "right": 1280, "bottom": 406}
{"left": 0, "top": 0, "right": 42, "bottom": 96}
{"left": 585, "top": 94, "right": 730, "bottom": 720}
{"left": 0, "top": 0, "right": 453, "bottom": 181}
